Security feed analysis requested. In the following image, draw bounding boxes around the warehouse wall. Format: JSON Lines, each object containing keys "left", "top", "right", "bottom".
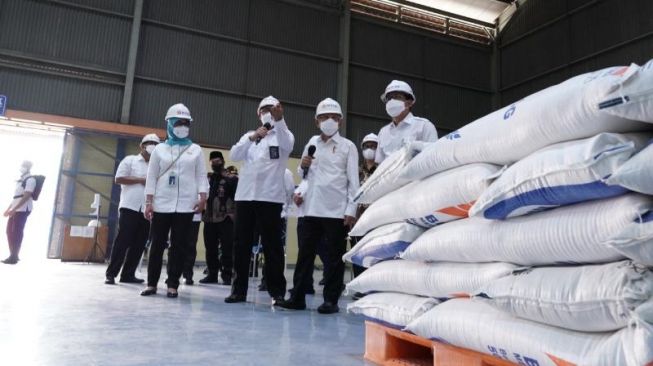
{"left": 347, "top": 16, "right": 493, "bottom": 140}
{"left": 498, "top": 0, "right": 653, "bottom": 105}
{"left": 0, "top": 0, "right": 493, "bottom": 153}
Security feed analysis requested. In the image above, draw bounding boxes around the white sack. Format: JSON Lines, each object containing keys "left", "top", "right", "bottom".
{"left": 600, "top": 59, "right": 653, "bottom": 123}
{"left": 345, "top": 259, "right": 517, "bottom": 299}
{"left": 401, "top": 64, "right": 650, "bottom": 182}
{"left": 605, "top": 211, "right": 653, "bottom": 267}
{"left": 470, "top": 133, "right": 650, "bottom": 220}
{"left": 346, "top": 292, "right": 439, "bottom": 328}
{"left": 474, "top": 261, "right": 653, "bottom": 332}
{"left": 606, "top": 141, "right": 653, "bottom": 195}
{"left": 353, "top": 141, "right": 426, "bottom": 205}
{"left": 405, "top": 299, "right": 653, "bottom": 366}
{"left": 349, "top": 163, "right": 500, "bottom": 237}
{"left": 343, "top": 222, "right": 424, "bottom": 268}
{"left": 402, "top": 194, "right": 653, "bottom": 266}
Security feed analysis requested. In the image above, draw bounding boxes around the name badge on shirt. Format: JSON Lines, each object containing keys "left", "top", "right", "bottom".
{"left": 168, "top": 171, "right": 177, "bottom": 187}
{"left": 269, "top": 146, "right": 280, "bottom": 160}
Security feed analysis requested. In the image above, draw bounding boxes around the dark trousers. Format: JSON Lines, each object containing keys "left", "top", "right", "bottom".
{"left": 106, "top": 208, "right": 150, "bottom": 279}
{"left": 232, "top": 201, "right": 285, "bottom": 298}
{"left": 182, "top": 221, "right": 201, "bottom": 280}
{"left": 203, "top": 217, "right": 234, "bottom": 280}
{"left": 294, "top": 217, "right": 329, "bottom": 291}
{"left": 292, "top": 216, "right": 347, "bottom": 304}
{"left": 147, "top": 212, "right": 193, "bottom": 289}
{"left": 6, "top": 211, "right": 29, "bottom": 260}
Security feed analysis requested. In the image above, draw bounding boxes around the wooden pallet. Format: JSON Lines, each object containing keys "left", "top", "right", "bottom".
{"left": 364, "top": 321, "right": 518, "bottom": 366}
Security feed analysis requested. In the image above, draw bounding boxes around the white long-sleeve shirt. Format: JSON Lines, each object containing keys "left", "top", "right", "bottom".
{"left": 115, "top": 154, "right": 148, "bottom": 212}
{"left": 281, "top": 168, "right": 295, "bottom": 219}
{"left": 230, "top": 119, "right": 294, "bottom": 204}
{"left": 298, "top": 133, "right": 359, "bottom": 219}
{"left": 375, "top": 112, "right": 438, "bottom": 163}
{"left": 145, "top": 143, "right": 208, "bottom": 213}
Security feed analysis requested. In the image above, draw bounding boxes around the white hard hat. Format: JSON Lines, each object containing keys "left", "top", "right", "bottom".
{"left": 315, "top": 98, "right": 342, "bottom": 117}
{"left": 380, "top": 80, "right": 416, "bottom": 103}
{"left": 361, "top": 133, "right": 379, "bottom": 148}
{"left": 141, "top": 133, "right": 161, "bottom": 145}
{"left": 165, "top": 103, "right": 193, "bottom": 122}
{"left": 258, "top": 96, "right": 279, "bottom": 113}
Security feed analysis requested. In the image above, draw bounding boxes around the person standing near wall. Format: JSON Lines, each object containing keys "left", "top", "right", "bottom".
{"left": 105, "top": 133, "right": 160, "bottom": 284}
{"left": 375, "top": 80, "right": 438, "bottom": 163}
{"left": 200, "top": 151, "right": 237, "bottom": 286}
{"left": 280, "top": 98, "right": 359, "bottom": 314}
{"left": 349, "top": 133, "right": 379, "bottom": 299}
{"left": 226, "top": 96, "right": 294, "bottom": 304}
{"left": 141, "top": 103, "right": 208, "bottom": 298}
{"left": 2, "top": 160, "right": 37, "bottom": 265}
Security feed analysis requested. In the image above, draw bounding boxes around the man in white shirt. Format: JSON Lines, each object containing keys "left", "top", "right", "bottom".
{"left": 105, "top": 133, "right": 160, "bottom": 284}
{"left": 375, "top": 80, "right": 438, "bottom": 163}
{"left": 226, "top": 96, "right": 295, "bottom": 304}
{"left": 279, "top": 98, "right": 359, "bottom": 314}
{"left": 2, "top": 161, "right": 37, "bottom": 264}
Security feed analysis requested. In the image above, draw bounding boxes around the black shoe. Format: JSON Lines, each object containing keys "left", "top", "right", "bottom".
{"left": 199, "top": 276, "right": 219, "bottom": 284}
{"left": 221, "top": 277, "right": 232, "bottom": 286}
{"left": 352, "top": 292, "right": 366, "bottom": 301}
{"left": 120, "top": 277, "right": 145, "bottom": 284}
{"left": 105, "top": 276, "right": 115, "bottom": 285}
{"left": 140, "top": 287, "right": 157, "bottom": 296}
{"left": 1, "top": 257, "right": 18, "bottom": 265}
{"left": 317, "top": 302, "right": 339, "bottom": 314}
{"left": 184, "top": 278, "right": 194, "bottom": 285}
{"left": 258, "top": 282, "right": 267, "bottom": 291}
{"left": 272, "top": 296, "right": 285, "bottom": 306}
{"left": 167, "top": 290, "right": 179, "bottom": 298}
{"left": 278, "top": 297, "right": 306, "bottom": 310}
{"left": 224, "top": 294, "right": 246, "bottom": 303}
{"left": 319, "top": 278, "right": 325, "bottom": 286}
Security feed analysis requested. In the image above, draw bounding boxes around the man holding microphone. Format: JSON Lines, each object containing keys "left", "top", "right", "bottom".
{"left": 280, "top": 98, "right": 359, "bottom": 314}
{"left": 226, "top": 96, "right": 295, "bottom": 304}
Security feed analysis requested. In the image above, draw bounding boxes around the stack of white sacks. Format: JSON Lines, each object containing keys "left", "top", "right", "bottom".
{"left": 344, "top": 59, "right": 653, "bottom": 365}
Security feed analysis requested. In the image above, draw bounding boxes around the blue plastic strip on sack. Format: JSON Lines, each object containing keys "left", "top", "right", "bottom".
{"left": 483, "top": 180, "right": 629, "bottom": 220}
{"left": 350, "top": 241, "right": 411, "bottom": 267}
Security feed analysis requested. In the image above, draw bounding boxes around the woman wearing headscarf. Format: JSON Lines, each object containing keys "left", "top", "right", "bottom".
{"left": 141, "top": 103, "right": 208, "bottom": 298}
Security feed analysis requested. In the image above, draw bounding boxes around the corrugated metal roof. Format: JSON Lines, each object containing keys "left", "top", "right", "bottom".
{"left": 407, "top": 0, "right": 510, "bottom": 25}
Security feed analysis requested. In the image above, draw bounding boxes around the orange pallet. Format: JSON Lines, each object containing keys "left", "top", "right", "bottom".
{"left": 364, "top": 321, "right": 518, "bottom": 366}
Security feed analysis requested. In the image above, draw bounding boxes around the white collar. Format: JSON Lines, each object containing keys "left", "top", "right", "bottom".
{"left": 390, "top": 112, "right": 414, "bottom": 128}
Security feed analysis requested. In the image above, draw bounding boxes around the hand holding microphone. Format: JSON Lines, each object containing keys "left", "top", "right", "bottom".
{"left": 302, "top": 145, "right": 316, "bottom": 179}
{"left": 254, "top": 122, "right": 271, "bottom": 144}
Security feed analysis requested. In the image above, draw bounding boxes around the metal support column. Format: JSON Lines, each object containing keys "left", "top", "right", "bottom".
{"left": 491, "top": 38, "right": 502, "bottom": 109}
{"left": 337, "top": 0, "right": 351, "bottom": 137}
{"left": 119, "top": 0, "right": 144, "bottom": 124}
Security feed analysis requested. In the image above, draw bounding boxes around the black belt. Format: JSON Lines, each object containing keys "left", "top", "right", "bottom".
{"left": 13, "top": 195, "right": 22, "bottom": 199}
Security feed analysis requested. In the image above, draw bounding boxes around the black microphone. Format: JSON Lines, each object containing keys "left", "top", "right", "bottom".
{"left": 303, "top": 145, "right": 316, "bottom": 179}
{"left": 256, "top": 122, "right": 272, "bottom": 144}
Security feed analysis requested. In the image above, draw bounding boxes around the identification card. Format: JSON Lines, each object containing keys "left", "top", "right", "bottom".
{"left": 168, "top": 171, "right": 177, "bottom": 187}
{"left": 269, "top": 146, "right": 280, "bottom": 159}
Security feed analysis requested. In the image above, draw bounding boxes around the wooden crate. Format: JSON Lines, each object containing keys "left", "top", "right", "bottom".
{"left": 364, "top": 321, "right": 518, "bottom": 366}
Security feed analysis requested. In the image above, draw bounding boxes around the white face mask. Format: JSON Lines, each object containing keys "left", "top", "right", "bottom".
{"left": 385, "top": 99, "right": 406, "bottom": 118}
{"left": 145, "top": 145, "right": 156, "bottom": 155}
{"left": 319, "top": 118, "right": 339, "bottom": 137}
{"left": 362, "top": 148, "right": 376, "bottom": 160}
{"left": 260, "top": 112, "right": 274, "bottom": 126}
{"left": 19, "top": 167, "right": 29, "bottom": 175}
{"left": 172, "top": 126, "right": 189, "bottom": 139}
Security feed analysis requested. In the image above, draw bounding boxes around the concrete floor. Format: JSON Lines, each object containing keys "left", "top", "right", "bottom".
{"left": 0, "top": 260, "right": 371, "bottom": 366}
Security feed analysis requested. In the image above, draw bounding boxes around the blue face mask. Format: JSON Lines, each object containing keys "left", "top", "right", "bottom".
{"left": 166, "top": 118, "right": 192, "bottom": 146}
